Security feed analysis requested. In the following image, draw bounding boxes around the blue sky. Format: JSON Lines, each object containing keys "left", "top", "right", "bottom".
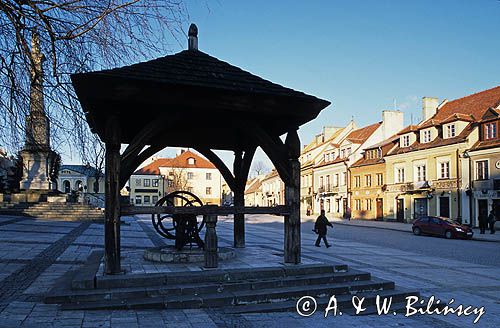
{"left": 65, "top": 0, "right": 500, "bottom": 170}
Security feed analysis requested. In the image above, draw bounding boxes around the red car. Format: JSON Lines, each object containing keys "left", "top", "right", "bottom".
{"left": 412, "top": 216, "right": 473, "bottom": 239}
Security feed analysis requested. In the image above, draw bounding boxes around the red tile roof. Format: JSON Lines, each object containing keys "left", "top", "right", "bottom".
{"left": 346, "top": 122, "right": 381, "bottom": 143}
{"left": 421, "top": 86, "right": 500, "bottom": 125}
{"left": 134, "top": 150, "right": 215, "bottom": 175}
{"left": 397, "top": 125, "right": 419, "bottom": 135}
{"left": 388, "top": 123, "right": 474, "bottom": 156}
{"left": 245, "top": 179, "right": 262, "bottom": 194}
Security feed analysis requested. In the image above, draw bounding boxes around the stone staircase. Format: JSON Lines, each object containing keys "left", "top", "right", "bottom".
{"left": 0, "top": 202, "right": 104, "bottom": 221}
{"left": 45, "top": 251, "right": 419, "bottom": 313}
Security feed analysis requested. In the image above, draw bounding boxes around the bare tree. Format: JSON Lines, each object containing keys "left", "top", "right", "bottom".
{"left": 251, "top": 160, "right": 269, "bottom": 177}
{"left": 81, "top": 133, "right": 105, "bottom": 193}
{"left": 0, "top": 1, "right": 188, "bottom": 155}
{"left": 164, "top": 167, "right": 189, "bottom": 194}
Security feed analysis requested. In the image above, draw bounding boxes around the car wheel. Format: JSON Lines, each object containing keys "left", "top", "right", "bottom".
{"left": 413, "top": 227, "right": 422, "bottom": 236}
{"left": 445, "top": 230, "right": 453, "bottom": 239}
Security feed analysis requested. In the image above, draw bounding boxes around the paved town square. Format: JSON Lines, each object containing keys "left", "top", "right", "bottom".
{"left": 1, "top": 2, "right": 500, "bottom": 328}
{"left": 0, "top": 214, "right": 498, "bottom": 327}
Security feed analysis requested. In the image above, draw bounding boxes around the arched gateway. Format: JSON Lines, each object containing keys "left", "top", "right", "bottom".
{"left": 71, "top": 24, "right": 330, "bottom": 274}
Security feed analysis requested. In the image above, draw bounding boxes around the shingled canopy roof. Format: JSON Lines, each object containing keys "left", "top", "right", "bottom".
{"left": 71, "top": 29, "right": 330, "bottom": 149}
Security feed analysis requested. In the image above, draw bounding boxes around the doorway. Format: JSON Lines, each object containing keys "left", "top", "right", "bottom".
{"left": 414, "top": 198, "right": 428, "bottom": 220}
{"left": 478, "top": 199, "right": 488, "bottom": 227}
{"left": 396, "top": 199, "right": 404, "bottom": 222}
{"left": 439, "top": 196, "right": 450, "bottom": 218}
{"left": 376, "top": 198, "right": 383, "bottom": 220}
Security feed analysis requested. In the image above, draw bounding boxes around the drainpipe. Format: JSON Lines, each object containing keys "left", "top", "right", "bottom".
{"left": 456, "top": 149, "right": 462, "bottom": 223}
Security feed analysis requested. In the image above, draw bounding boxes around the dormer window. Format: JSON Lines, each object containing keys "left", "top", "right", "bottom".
{"left": 446, "top": 124, "right": 456, "bottom": 138}
{"left": 485, "top": 122, "right": 497, "bottom": 140}
{"left": 187, "top": 157, "right": 195, "bottom": 165}
{"left": 402, "top": 135, "right": 410, "bottom": 147}
{"left": 422, "top": 129, "right": 432, "bottom": 143}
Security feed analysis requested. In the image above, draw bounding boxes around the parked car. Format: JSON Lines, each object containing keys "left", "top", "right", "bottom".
{"left": 412, "top": 216, "right": 473, "bottom": 239}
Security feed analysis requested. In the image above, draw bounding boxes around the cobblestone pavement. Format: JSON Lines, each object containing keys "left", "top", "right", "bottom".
{"left": 0, "top": 214, "right": 498, "bottom": 327}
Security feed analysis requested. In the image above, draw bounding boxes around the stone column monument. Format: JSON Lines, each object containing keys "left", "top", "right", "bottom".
{"left": 19, "top": 30, "right": 54, "bottom": 191}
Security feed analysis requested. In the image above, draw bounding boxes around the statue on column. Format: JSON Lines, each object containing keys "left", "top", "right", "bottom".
{"left": 19, "top": 30, "right": 55, "bottom": 191}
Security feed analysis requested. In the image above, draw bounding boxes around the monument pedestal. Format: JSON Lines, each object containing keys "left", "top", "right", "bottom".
{"left": 19, "top": 149, "right": 54, "bottom": 191}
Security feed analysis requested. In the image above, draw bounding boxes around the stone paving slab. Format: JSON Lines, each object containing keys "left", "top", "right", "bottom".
{"left": 0, "top": 215, "right": 498, "bottom": 327}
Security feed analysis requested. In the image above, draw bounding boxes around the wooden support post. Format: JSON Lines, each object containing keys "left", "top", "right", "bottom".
{"left": 104, "top": 117, "right": 122, "bottom": 274}
{"left": 233, "top": 150, "right": 245, "bottom": 248}
{"left": 284, "top": 129, "right": 301, "bottom": 264}
{"left": 204, "top": 211, "right": 218, "bottom": 268}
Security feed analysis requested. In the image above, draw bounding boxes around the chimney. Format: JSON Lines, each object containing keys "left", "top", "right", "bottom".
{"left": 422, "top": 97, "right": 439, "bottom": 121}
{"left": 381, "top": 110, "right": 404, "bottom": 139}
{"left": 188, "top": 23, "right": 198, "bottom": 51}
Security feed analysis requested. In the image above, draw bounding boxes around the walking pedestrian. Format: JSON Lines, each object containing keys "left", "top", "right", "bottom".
{"left": 479, "top": 215, "right": 487, "bottom": 234}
{"left": 314, "top": 210, "right": 333, "bottom": 248}
{"left": 488, "top": 210, "right": 496, "bottom": 234}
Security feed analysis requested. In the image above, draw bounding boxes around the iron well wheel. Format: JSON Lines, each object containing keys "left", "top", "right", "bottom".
{"left": 152, "top": 190, "right": 204, "bottom": 239}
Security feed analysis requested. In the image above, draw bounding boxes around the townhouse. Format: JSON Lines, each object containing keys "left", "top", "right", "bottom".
{"left": 261, "top": 169, "right": 284, "bottom": 206}
{"left": 299, "top": 123, "right": 357, "bottom": 215}
{"left": 349, "top": 135, "right": 399, "bottom": 220}
{"left": 244, "top": 176, "right": 265, "bottom": 207}
{"left": 313, "top": 110, "right": 404, "bottom": 217}
{"left": 129, "top": 150, "right": 223, "bottom": 206}
{"left": 384, "top": 87, "right": 500, "bottom": 225}
{"left": 465, "top": 92, "right": 500, "bottom": 226}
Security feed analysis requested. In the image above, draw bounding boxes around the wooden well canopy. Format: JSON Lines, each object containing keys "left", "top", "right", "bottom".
{"left": 71, "top": 24, "right": 330, "bottom": 274}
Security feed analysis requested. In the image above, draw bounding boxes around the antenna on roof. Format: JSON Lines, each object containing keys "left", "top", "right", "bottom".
{"left": 393, "top": 98, "right": 397, "bottom": 110}
{"left": 410, "top": 113, "right": 413, "bottom": 125}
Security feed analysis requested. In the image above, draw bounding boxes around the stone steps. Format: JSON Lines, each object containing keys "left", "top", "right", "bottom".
{"left": 45, "top": 253, "right": 419, "bottom": 312}
{"left": 45, "top": 270, "right": 371, "bottom": 304}
{"left": 0, "top": 201, "right": 104, "bottom": 220}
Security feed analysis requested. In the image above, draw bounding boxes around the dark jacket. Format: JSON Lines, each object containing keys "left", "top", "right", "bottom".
{"left": 488, "top": 213, "right": 496, "bottom": 223}
{"left": 314, "top": 214, "right": 333, "bottom": 235}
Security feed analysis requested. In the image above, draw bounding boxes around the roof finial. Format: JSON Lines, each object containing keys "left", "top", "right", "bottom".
{"left": 188, "top": 23, "right": 198, "bottom": 51}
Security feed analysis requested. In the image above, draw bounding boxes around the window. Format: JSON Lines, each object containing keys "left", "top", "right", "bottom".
{"left": 416, "top": 165, "right": 426, "bottom": 182}
{"left": 422, "top": 130, "right": 432, "bottom": 143}
{"left": 485, "top": 123, "right": 497, "bottom": 140}
{"left": 440, "top": 161, "right": 450, "bottom": 179}
{"left": 395, "top": 167, "right": 405, "bottom": 183}
{"left": 135, "top": 195, "right": 142, "bottom": 204}
{"left": 355, "top": 199, "right": 361, "bottom": 211}
{"left": 476, "top": 160, "right": 489, "bottom": 180}
{"left": 206, "top": 187, "right": 212, "bottom": 195}
{"left": 144, "top": 196, "right": 150, "bottom": 204}
{"left": 326, "top": 175, "right": 330, "bottom": 190}
{"left": 366, "top": 199, "right": 372, "bottom": 211}
{"left": 152, "top": 179, "right": 159, "bottom": 187}
{"left": 167, "top": 179, "right": 174, "bottom": 187}
{"left": 365, "top": 175, "right": 372, "bottom": 187}
{"left": 152, "top": 196, "right": 158, "bottom": 204}
{"left": 354, "top": 176, "right": 361, "bottom": 188}
{"left": 188, "top": 157, "right": 195, "bottom": 165}
{"left": 206, "top": 173, "right": 212, "bottom": 180}
{"left": 341, "top": 172, "right": 347, "bottom": 186}
{"left": 187, "top": 187, "right": 194, "bottom": 193}
{"left": 335, "top": 199, "right": 340, "bottom": 212}
{"left": 320, "top": 176, "right": 324, "bottom": 188}
{"left": 402, "top": 135, "right": 410, "bottom": 147}
{"left": 376, "top": 173, "right": 383, "bottom": 186}
{"left": 446, "top": 124, "right": 456, "bottom": 138}
{"left": 135, "top": 179, "right": 141, "bottom": 186}
{"left": 333, "top": 174, "right": 339, "bottom": 187}
{"left": 144, "top": 179, "right": 150, "bottom": 187}
{"left": 187, "top": 172, "right": 194, "bottom": 180}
